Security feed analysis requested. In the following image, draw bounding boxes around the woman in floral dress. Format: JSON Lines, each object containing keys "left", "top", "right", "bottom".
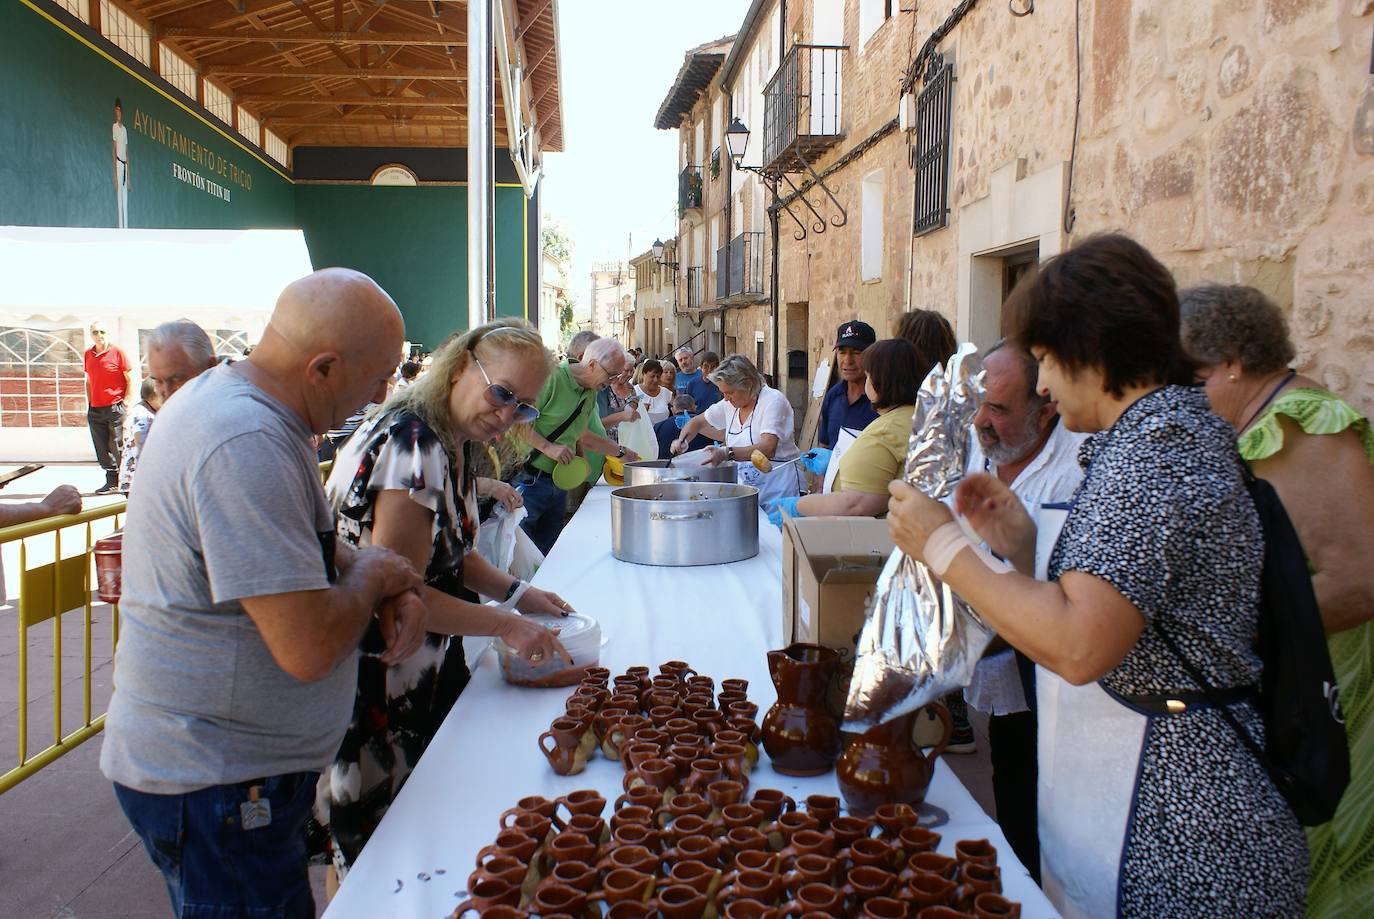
{"left": 314, "top": 319, "right": 573, "bottom": 886}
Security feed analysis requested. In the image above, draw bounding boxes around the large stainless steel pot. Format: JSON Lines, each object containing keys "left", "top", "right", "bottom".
{"left": 610, "top": 483, "right": 759, "bottom": 567}
{"left": 622, "top": 459, "right": 738, "bottom": 488}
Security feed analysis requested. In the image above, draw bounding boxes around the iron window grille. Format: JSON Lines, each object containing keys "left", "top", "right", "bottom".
{"left": 913, "top": 51, "right": 955, "bottom": 236}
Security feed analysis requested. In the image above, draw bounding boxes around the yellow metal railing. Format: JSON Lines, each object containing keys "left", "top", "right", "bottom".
{"left": 0, "top": 501, "right": 126, "bottom": 794}
{"left": 0, "top": 463, "right": 333, "bottom": 795}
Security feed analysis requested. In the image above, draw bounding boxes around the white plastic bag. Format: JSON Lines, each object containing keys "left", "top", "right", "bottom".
{"left": 618, "top": 410, "right": 659, "bottom": 461}
{"left": 475, "top": 503, "right": 527, "bottom": 584}
{"left": 509, "top": 527, "right": 544, "bottom": 582}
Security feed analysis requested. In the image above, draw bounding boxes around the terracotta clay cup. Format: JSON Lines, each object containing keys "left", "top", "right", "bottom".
{"left": 842, "top": 835, "right": 897, "bottom": 871}
{"left": 606, "top": 903, "right": 656, "bottom": 919}
{"left": 766, "top": 809, "right": 819, "bottom": 851}
{"left": 499, "top": 794, "right": 561, "bottom": 829}
{"left": 793, "top": 882, "right": 846, "bottom": 916}
{"left": 625, "top": 757, "right": 677, "bottom": 796}
{"left": 624, "top": 665, "right": 652, "bottom": 688}
{"left": 615, "top": 784, "right": 665, "bottom": 813}
{"left": 665, "top": 717, "right": 702, "bottom": 738}
{"left": 955, "top": 862, "right": 1002, "bottom": 908}
{"left": 609, "top": 691, "right": 642, "bottom": 712}
{"left": 706, "top": 778, "right": 746, "bottom": 812}
{"left": 610, "top": 804, "right": 657, "bottom": 834}
{"left": 915, "top": 909, "right": 977, "bottom": 919}
{"left": 779, "top": 828, "right": 837, "bottom": 866}
{"left": 720, "top": 802, "right": 766, "bottom": 833}
{"left": 506, "top": 811, "right": 554, "bottom": 845}
{"left": 597, "top": 843, "right": 659, "bottom": 877}
{"left": 649, "top": 702, "right": 681, "bottom": 725}
{"left": 453, "top": 876, "right": 521, "bottom": 915}
{"left": 830, "top": 815, "right": 871, "bottom": 849}
{"left": 583, "top": 665, "right": 611, "bottom": 683}
{"left": 540, "top": 859, "right": 599, "bottom": 895}
{"left": 680, "top": 696, "right": 712, "bottom": 719}
{"left": 691, "top": 708, "right": 727, "bottom": 737}
{"left": 475, "top": 907, "right": 528, "bottom": 919}
{"left": 713, "top": 729, "right": 759, "bottom": 771}
{"left": 898, "top": 825, "right": 943, "bottom": 858}
{"left": 907, "top": 851, "right": 961, "bottom": 882}
{"left": 973, "top": 893, "right": 1021, "bottom": 919}
{"left": 727, "top": 700, "right": 760, "bottom": 723}
{"left": 666, "top": 743, "right": 704, "bottom": 782}
{"left": 721, "top": 678, "right": 749, "bottom": 696}
{"left": 785, "top": 853, "right": 840, "bottom": 893}
{"left": 651, "top": 674, "right": 683, "bottom": 695}
{"left": 543, "top": 831, "right": 598, "bottom": 873}
{"left": 722, "top": 899, "right": 781, "bottom": 919}
{"left": 662, "top": 833, "right": 722, "bottom": 868}
{"left": 686, "top": 674, "right": 715, "bottom": 694}
{"left": 717, "top": 690, "right": 749, "bottom": 709}
{"left": 660, "top": 660, "right": 698, "bottom": 683}
{"left": 595, "top": 704, "right": 636, "bottom": 744}
{"left": 571, "top": 684, "right": 610, "bottom": 709}
{"left": 719, "top": 867, "right": 785, "bottom": 904}
{"left": 475, "top": 829, "right": 539, "bottom": 867}
{"left": 658, "top": 791, "right": 711, "bottom": 826}
{"left": 529, "top": 881, "right": 593, "bottom": 917}
{"left": 721, "top": 826, "right": 772, "bottom": 864}
{"left": 711, "top": 742, "right": 751, "bottom": 782}
{"left": 899, "top": 869, "right": 959, "bottom": 910}
{"left": 664, "top": 813, "right": 713, "bottom": 847}
{"left": 562, "top": 704, "right": 599, "bottom": 757}
{"left": 601, "top": 867, "right": 657, "bottom": 906}
{"left": 728, "top": 716, "right": 761, "bottom": 744}
{"left": 844, "top": 864, "right": 898, "bottom": 900}
{"left": 609, "top": 820, "right": 661, "bottom": 854}
{"left": 804, "top": 794, "right": 840, "bottom": 830}
{"left": 621, "top": 741, "right": 666, "bottom": 773}
{"left": 603, "top": 714, "right": 651, "bottom": 759}
{"left": 730, "top": 849, "right": 782, "bottom": 877}
{"left": 655, "top": 882, "right": 709, "bottom": 919}
{"left": 539, "top": 717, "right": 589, "bottom": 776}
{"left": 667, "top": 858, "right": 722, "bottom": 898}
{"left": 874, "top": 802, "right": 920, "bottom": 838}
{"left": 467, "top": 854, "right": 527, "bottom": 894}
{"left": 749, "top": 788, "right": 795, "bottom": 822}
{"left": 555, "top": 789, "right": 607, "bottom": 821}
{"left": 636, "top": 728, "right": 671, "bottom": 750}
{"left": 613, "top": 675, "right": 643, "bottom": 696}
{"left": 955, "top": 838, "right": 998, "bottom": 869}
{"left": 683, "top": 758, "right": 725, "bottom": 795}
{"left": 563, "top": 813, "right": 608, "bottom": 845}
{"left": 860, "top": 897, "right": 908, "bottom": 919}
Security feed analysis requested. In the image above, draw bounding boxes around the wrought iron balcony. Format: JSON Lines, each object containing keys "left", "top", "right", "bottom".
{"left": 762, "top": 43, "right": 847, "bottom": 175}
{"left": 714, "top": 231, "right": 767, "bottom": 304}
{"left": 684, "top": 266, "right": 705, "bottom": 309}
{"left": 678, "top": 166, "right": 704, "bottom": 219}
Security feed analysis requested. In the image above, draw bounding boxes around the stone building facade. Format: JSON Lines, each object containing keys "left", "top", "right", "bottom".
{"left": 630, "top": 240, "right": 679, "bottom": 358}
{"left": 661, "top": 0, "right": 1374, "bottom": 421}
{"left": 588, "top": 262, "right": 634, "bottom": 342}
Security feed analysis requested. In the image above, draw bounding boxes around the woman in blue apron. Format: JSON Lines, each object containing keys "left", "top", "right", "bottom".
{"left": 670, "top": 355, "right": 801, "bottom": 512}
{"left": 885, "top": 235, "right": 1306, "bottom": 918}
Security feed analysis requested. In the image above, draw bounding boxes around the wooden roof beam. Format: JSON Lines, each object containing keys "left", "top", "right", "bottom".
{"left": 204, "top": 62, "right": 469, "bottom": 79}
{"left": 239, "top": 92, "right": 466, "bottom": 107}
{"left": 158, "top": 27, "right": 469, "bottom": 45}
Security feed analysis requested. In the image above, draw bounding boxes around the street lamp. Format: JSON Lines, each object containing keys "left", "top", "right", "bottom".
{"left": 652, "top": 237, "right": 678, "bottom": 271}
{"left": 725, "top": 116, "right": 750, "bottom": 168}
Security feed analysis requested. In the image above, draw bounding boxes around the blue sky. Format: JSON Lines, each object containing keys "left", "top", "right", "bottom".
{"left": 541, "top": 0, "right": 747, "bottom": 314}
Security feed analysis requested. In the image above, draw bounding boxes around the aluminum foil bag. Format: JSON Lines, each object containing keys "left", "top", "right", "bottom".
{"left": 842, "top": 342, "right": 994, "bottom": 731}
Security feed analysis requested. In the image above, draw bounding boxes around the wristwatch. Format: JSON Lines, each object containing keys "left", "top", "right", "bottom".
{"left": 502, "top": 579, "right": 522, "bottom": 602}
{"left": 616, "top": 446, "right": 627, "bottom": 458}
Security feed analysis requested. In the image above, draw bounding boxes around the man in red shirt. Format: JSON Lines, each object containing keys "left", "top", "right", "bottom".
{"left": 84, "top": 322, "right": 132, "bottom": 495}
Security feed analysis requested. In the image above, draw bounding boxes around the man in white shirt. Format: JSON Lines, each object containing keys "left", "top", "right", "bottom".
{"left": 963, "top": 340, "right": 1085, "bottom": 882}
{"left": 112, "top": 98, "right": 130, "bottom": 229}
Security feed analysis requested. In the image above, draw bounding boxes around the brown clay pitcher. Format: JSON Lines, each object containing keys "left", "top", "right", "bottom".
{"left": 837, "top": 703, "right": 952, "bottom": 815}
{"left": 761, "top": 643, "right": 842, "bottom": 776}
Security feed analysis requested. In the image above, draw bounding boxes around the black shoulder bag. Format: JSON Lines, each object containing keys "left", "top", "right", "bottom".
{"left": 1152, "top": 466, "right": 1349, "bottom": 826}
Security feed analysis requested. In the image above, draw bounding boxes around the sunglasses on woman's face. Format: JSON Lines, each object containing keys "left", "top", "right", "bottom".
{"left": 474, "top": 357, "right": 540, "bottom": 423}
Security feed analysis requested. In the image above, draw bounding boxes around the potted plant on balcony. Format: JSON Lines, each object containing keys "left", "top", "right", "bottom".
{"left": 710, "top": 148, "right": 721, "bottom": 180}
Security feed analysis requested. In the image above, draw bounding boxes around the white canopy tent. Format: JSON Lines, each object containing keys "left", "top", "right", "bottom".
{"left": 0, "top": 226, "right": 314, "bottom": 461}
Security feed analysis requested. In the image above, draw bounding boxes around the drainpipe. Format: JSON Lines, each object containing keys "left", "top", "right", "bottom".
{"left": 770, "top": 0, "right": 787, "bottom": 385}
{"left": 468, "top": 0, "right": 496, "bottom": 328}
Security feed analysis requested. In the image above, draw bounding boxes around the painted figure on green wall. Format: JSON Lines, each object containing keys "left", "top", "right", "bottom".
{"left": 112, "top": 97, "right": 130, "bottom": 228}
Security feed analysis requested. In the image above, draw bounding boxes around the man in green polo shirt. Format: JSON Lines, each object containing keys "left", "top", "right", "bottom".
{"left": 518, "top": 337, "right": 638, "bottom": 554}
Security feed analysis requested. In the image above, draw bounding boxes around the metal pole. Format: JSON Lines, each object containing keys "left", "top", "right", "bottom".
{"left": 769, "top": 178, "right": 781, "bottom": 387}
{"left": 468, "top": 0, "right": 496, "bottom": 328}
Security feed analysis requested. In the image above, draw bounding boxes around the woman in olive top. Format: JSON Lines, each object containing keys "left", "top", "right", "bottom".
{"left": 768, "top": 339, "right": 922, "bottom": 524}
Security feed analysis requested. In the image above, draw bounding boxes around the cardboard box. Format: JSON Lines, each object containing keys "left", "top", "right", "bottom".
{"left": 781, "top": 516, "right": 895, "bottom": 714}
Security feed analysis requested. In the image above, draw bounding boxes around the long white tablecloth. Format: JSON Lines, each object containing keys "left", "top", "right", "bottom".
{"left": 326, "top": 484, "right": 1059, "bottom": 917}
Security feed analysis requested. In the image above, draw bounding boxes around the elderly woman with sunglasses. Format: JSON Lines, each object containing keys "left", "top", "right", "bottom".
{"left": 314, "top": 319, "right": 573, "bottom": 887}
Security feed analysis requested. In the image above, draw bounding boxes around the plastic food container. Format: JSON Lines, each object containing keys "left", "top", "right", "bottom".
{"left": 92, "top": 532, "right": 123, "bottom": 604}
{"left": 496, "top": 611, "right": 602, "bottom": 687}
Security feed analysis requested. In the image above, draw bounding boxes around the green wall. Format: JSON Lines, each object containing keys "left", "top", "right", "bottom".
{"left": 0, "top": 0, "right": 295, "bottom": 229}
{"left": 294, "top": 185, "right": 529, "bottom": 350}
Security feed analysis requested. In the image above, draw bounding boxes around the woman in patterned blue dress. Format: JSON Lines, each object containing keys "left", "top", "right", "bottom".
{"left": 886, "top": 235, "right": 1307, "bottom": 918}
{"left": 313, "top": 320, "right": 574, "bottom": 885}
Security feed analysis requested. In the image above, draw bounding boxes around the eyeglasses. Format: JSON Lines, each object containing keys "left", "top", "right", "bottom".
{"left": 474, "top": 356, "right": 540, "bottom": 424}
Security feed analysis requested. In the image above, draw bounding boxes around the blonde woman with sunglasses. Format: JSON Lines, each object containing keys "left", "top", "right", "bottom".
{"left": 314, "top": 319, "right": 573, "bottom": 889}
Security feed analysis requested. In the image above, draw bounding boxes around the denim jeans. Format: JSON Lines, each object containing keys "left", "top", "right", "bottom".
{"left": 516, "top": 469, "right": 568, "bottom": 556}
{"left": 113, "top": 772, "right": 318, "bottom": 919}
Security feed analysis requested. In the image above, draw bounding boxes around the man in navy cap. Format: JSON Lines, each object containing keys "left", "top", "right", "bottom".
{"left": 816, "top": 319, "right": 878, "bottom": 451}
